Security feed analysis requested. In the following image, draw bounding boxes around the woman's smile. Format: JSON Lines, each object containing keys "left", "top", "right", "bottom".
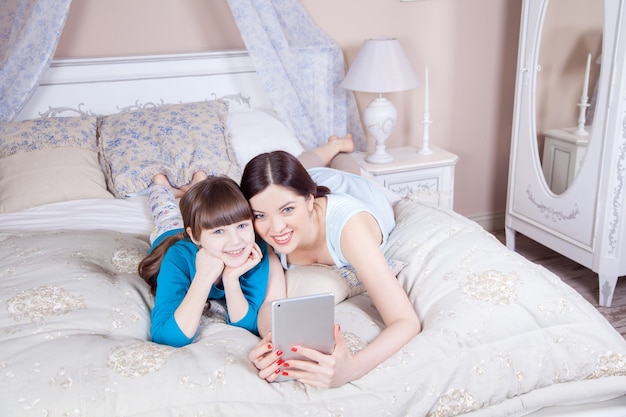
{"left": 271, "top": 230, "right": 293, "bottom": 246}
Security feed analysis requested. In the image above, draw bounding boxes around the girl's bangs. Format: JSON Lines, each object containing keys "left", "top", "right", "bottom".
{"left": 200, "top": 192, "right": 253, "bottom": 230}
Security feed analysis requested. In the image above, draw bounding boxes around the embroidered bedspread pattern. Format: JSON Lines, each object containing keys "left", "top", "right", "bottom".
{"left": 385, "top": 199, "right": 626, "bottom": 415}
{"left": 0, "top": 199, "right": 626, "bottom": 416}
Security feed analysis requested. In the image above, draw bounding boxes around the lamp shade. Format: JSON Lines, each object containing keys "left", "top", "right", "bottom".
{"left": 341, "top": 38, "right": 420, "bottom": 93}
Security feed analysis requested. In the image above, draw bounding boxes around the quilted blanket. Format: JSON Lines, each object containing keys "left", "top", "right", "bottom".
{"left": 0, "top": 198, "right": 625, "bottom": 416}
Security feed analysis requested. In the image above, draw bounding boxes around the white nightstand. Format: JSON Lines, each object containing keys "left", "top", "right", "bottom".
{"left": 352, "top": 146, "right": 459, "bottom": 209}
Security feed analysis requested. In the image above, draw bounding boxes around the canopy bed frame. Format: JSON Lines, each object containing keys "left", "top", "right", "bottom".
{"left": 0, "top": 48, "right": 625, "bottom": 416}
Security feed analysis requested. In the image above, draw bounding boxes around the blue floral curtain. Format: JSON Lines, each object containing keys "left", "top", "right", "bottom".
{"left": 0, "top": 0, "right": 72, "bottom": 122}
{"left": 226, "top": 0, "right": 366, "bottom": 150}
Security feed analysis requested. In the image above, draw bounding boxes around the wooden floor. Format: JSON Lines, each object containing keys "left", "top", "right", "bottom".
{"left": 493, "top": 231, "right": 626, "bottom": 340}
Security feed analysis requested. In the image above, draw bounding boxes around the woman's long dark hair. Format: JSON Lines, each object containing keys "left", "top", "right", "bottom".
{"left": 138, "top": 176, "right": 253, "bottom": 294}
{"left": 240, "top": 150, "right": 330, "bottom": 201}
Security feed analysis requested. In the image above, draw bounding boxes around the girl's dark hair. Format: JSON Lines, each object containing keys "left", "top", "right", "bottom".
{"left": 240, "top": 150, "right": 330, "bottom": 201}
{"left": 138, "top": 176, "right": 253, "bottom": 294}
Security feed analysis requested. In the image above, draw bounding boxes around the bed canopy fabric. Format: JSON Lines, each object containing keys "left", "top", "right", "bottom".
{"left": 0, "top": 0, "right": 366, "bottom": 151}
{"left": 0, "top": 0, "right": 72, "bottom": 122}
{"left": 227, "top": 0, "right": 366, "bottom": 150}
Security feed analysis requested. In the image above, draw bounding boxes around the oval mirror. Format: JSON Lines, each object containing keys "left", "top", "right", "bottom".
{"left": 535, "top": 0, "right": 603, "bottom": 195}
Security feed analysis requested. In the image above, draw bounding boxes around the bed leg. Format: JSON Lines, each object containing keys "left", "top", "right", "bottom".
{"left": 505, "top": 226, "right": 516, "bottom": 251}
{"left": 598, "top": 274, "right": 618, "bottom": 307}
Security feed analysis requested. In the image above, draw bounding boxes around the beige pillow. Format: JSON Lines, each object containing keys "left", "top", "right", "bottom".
{"left": 286, "top": 259, "right": 407, "bottom": 304}
{"left": 99, "top": 100, "right": 241, "bottom": 197}
{"left": 0, "top": 116, "right": 113, "bottom": 213}
{"left": 0, "top": 148, "right": 113, "bottom": 213}
{"left": 286, "top": 265, "right": 350, "bottom": 305}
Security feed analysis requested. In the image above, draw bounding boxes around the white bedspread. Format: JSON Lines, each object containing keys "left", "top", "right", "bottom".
{"left": 0, "top": 196, "right": 624, "bottom": 416}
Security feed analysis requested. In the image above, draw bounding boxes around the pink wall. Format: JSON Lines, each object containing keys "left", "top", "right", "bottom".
{"left": 55, "top": 0, "right": 522, "bottom": 221}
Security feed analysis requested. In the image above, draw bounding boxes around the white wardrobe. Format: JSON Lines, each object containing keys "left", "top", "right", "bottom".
{"left": 505, "top": 0, "right": 626, "bottom": 307}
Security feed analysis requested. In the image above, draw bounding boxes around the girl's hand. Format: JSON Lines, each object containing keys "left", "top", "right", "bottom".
{"left": 195, "top": 247, "right": 225, "bottom": 285}
{"left": 222, "top": 243, "right": 263, "bottom": 283}
{"left": 275, "top": 324, "right": 355, "bottom": 388}
{"left": 249, "top": 332, "right": 284, "bottom": 382}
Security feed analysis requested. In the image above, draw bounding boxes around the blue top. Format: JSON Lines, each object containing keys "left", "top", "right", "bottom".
{"left": 150, "top": 233, "right": 270, "bottom": 347}
{"left": 279, "top": 167, "right": 395, "bottom": 269}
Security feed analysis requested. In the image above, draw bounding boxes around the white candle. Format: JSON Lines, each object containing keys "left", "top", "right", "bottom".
{"left": 424, "top": 66, "right": 429, "bottom": 113}
{"left": 582, "top": 53, "right": 591, "bottom": 98}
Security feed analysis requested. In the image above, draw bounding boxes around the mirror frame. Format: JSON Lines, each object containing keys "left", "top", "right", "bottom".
{"left": 505, "top": 0, "right": 626, "bottom": 307}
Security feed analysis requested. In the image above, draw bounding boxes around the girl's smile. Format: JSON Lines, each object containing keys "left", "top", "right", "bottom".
{"left": 224, "top": 247, "right": 246, "bottom": 256}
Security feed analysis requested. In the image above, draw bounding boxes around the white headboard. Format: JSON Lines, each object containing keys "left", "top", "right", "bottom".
{"left": 16, "top": 49, "right": 271, "bottom": 121}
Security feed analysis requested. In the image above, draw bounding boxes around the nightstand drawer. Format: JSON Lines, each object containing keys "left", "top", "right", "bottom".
{"left": 353, "top": 146, "right": 458, "bottom": 209}
{"left": 382, "top": 169, "right": 441, "bottom": 195}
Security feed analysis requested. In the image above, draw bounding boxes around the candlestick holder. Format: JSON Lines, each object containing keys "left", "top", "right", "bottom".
{"left": 418, "top": 110, "right": 433, "bottom": 155}
{"left": 418, "top": 66, "right": 434, "bottom": 155}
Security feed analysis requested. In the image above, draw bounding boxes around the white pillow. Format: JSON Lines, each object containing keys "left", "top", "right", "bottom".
{"left": 227, "top": 108, "right": 304, "bottom": 167}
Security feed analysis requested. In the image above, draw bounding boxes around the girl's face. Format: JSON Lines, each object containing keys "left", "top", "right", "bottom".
{"left": 194, "top": 220, "right": 256, "bottom": 268}
{"left": 248, "top": 184, "right": 313, "bottom": 254}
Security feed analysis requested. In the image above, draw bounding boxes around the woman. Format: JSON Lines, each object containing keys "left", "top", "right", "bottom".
{"left": 240, "top": 145, "right": 421, "bottom": 388}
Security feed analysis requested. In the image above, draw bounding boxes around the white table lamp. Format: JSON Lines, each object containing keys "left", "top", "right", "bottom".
{"left": 341, "top": 38, "right": 419, "bottom": 164}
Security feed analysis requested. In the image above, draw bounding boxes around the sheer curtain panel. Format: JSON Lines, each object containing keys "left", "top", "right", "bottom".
{"left": 0, "top": 0, "right": 72, "bottom": 121}
{"left": 227, "top": 0, "right": 366, "bottom": 150}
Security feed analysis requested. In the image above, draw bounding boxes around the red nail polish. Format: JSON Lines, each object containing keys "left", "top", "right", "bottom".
{"left": 290, "top": 347, "right": 297, "bottom": 352}
{"left": 275, "top": 350, "right": 283, "bottom": 356}
{"left": 276, "top": 359, "right": 284, "bottom": 366}
{"left": 282, "top": 371, "right": 289, "bottom": 376}
{"left": 283, "top": 362, "right": 290, "bottom": 368}
{"left": 267, "top": 343, "right": 272, "bottom": 350}
{"left": 275, "top": 368, "right": 281, "bottom": 374}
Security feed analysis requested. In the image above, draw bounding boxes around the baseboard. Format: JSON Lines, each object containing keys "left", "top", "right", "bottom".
{"left": 467, "top": 211, "right": 505, "bottom": 233}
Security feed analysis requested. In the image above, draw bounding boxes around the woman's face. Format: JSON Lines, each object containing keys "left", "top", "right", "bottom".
{"left": 192, "top": 220, "right": 256, "bottom": 268}
{"left": 248, "top": 184, "right": 313, "bottom": 254}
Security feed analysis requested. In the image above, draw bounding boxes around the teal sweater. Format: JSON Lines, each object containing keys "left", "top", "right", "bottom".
{"left": 150, "top": 234, "right": 270, "bottom": 347}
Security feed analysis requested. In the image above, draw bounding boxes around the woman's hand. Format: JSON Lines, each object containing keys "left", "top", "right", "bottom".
{"left": 250, "top": 325, "right": 357, "bottom": 387}
{"left": 275, "top": 324, "right": 356, "bottom": 388}
{"left": 249, "top": 332, "right": 284, "bottom": 382}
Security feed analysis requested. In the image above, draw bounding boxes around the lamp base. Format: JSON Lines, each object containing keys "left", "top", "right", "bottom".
{"left": 366, "top": 148, "right": 394, "bottom": 164}
{"left": 363, "top": 96, "right": 397, "bottom": 165}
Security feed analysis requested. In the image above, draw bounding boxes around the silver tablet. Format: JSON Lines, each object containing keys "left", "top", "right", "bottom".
{"left": 271, "top": 293, "right": 335, "bottom": 381}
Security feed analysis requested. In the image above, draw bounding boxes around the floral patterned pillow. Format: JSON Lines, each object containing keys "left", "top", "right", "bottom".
{"left": 0, "top": 116, "right": 99, "bottom": 157}
{"left": 99, "top": 100, "right": 241, "bottom": 197}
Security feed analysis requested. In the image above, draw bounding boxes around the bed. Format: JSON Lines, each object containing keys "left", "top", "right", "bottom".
{"left": 0, "top": 50, "right": 625, "bottom": 417}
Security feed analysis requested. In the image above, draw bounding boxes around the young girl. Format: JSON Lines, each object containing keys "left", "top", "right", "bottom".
{"left": 138, "top": 173, "right": 285, "bottom": 347}
{"left": 240, "top": 148, "right": 421, "bottom": 388}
